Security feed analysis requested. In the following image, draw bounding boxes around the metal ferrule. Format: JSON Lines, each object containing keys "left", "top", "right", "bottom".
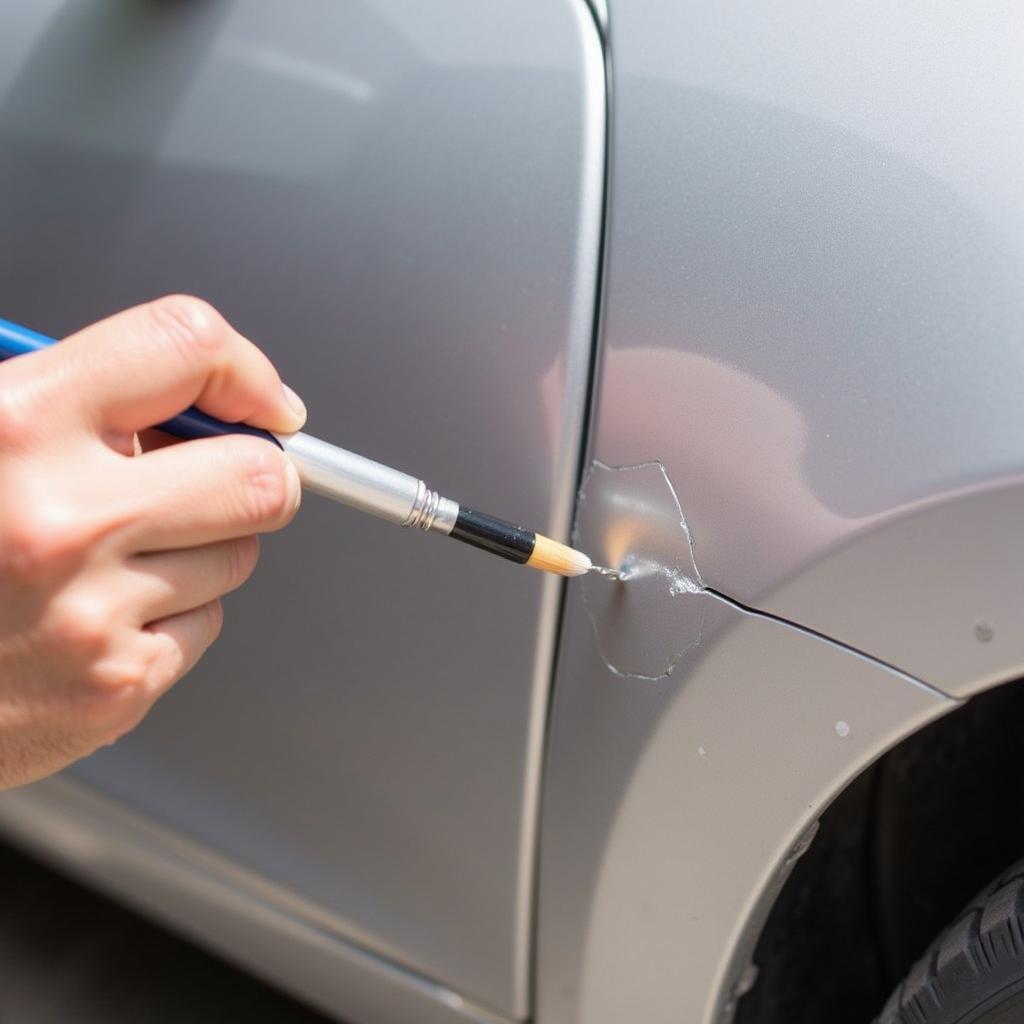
{"left": 403, "top": 479, "right": 460, "bottom": 533}
{"left": 274, "top": 432, "right": 459, "bottom": 535}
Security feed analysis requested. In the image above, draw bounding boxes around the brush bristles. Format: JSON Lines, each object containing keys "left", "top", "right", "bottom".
{"left": 527, "top": 533, "right": 593, "bottom": 577}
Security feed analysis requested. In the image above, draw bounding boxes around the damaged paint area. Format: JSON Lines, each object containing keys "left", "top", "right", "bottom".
{"left": 577, "top": 460, "right": 709, "bottom": 680}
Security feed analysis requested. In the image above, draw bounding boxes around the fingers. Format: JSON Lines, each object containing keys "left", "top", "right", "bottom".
{"left": 141, "top": 600, "right": 225, "bottom": 702}
{"left": 127, "top": 536, "right": 259, "bottom": 624}
{"left": 11, "top": 295, "right": 306, "bottom": 440}
{"left": 118, "top": 433, "right": 301, "bottom": 551}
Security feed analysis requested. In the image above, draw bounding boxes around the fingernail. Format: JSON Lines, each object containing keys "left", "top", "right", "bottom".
{"left": 281, "top": 383, "right": 307, "bottom": 427}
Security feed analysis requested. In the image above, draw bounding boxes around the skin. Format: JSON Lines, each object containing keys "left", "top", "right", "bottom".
{"left": 0, "top": 296, "right": 306, "bottom": 789}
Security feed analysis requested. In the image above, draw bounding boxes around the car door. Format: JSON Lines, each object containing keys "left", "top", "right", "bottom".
{"left": 0, "top": 2, "right": 605, "bottom": 1019}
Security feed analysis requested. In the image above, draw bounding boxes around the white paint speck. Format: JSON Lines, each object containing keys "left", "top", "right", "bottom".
{"left": 698, "top": 745, "right": 707, "bottom": 757}
{"left": 835, "top": 720, "right": 850, "bottom": 738}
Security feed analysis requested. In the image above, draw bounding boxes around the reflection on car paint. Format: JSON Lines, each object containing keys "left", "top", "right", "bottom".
{"left": 576, "top": 460, "right": 707, "bottom": 680}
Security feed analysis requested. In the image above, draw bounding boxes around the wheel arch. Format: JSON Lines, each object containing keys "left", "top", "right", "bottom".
{"left": 538, "top": 477, "right": 1024, "bottom": 1024}
{"left": 733, "top": 670, "right": 1024, "bottom": 1024}
{"left": 728, "top": 478, "right": 1024, "bottom": 1021}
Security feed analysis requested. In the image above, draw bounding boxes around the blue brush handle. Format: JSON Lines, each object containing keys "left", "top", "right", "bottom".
{"left": 0, "top": 316, "right": 281, "bottom": 447}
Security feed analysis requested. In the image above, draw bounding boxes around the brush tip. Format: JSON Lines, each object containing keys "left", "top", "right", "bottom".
{"left": 527, "top": 533, "right": 593, "bottom": 577}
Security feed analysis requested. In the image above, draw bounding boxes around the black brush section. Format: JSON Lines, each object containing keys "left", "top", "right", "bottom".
{"left": 450, "top": 507, "right": 535, "bottom": 563}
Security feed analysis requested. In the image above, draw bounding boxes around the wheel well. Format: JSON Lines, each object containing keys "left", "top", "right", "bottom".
{"left": 735, "top": 675, "right": 1024, "bottom": 1024}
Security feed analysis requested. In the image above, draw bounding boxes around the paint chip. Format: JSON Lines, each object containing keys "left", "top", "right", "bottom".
{"left": 576, "top": 460, "right": 706, "bottom": 680}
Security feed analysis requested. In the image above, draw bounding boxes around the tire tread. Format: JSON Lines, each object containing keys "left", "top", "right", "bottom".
{"left": 877, "top": 864, "right": 1024, "bottom": 1023}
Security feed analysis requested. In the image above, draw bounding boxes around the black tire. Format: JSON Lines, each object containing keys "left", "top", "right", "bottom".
{"left": 877, "top": 858, "right": 1024, "bottom": 1024}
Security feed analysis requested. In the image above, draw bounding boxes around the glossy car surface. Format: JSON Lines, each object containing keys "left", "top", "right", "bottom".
{"left": 1, "top": 3, "right": 1022, "bottom": 1023}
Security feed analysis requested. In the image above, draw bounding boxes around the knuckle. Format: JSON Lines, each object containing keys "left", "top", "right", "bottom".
{"left": 145, "top": 294, "right": 225, "bottom": 360}
{"left": 0, "top": 517, "right": 53, "bottom": 581}
{"left": 84, "top": 655, "right": 148, "bottom": 696}
{"left": 77, "top": 643, "right": 164, "bottom": 738}
{"left": 234, "top": 445, "right": 294, "bottom": 527}
{"left": 47, "top": 592, "right": 115, "bottom": 655}
{"left": 79, "top": 677, "right": 150, "bottom": 742}
{"left": 0, "top": 500, "right": 86, "bottom": 580}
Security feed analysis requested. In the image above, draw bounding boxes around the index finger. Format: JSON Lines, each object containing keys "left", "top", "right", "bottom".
{"left": 25, "top": 296, "right": 307, "bottom": 438}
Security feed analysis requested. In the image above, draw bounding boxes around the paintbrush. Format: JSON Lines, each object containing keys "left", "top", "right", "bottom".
{"left": 0, "top": 316, "right": 613, "bottom": 578}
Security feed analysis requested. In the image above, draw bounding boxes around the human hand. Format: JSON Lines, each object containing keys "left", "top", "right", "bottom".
{"left": 0, "top": 296, "right": 305, "bottom": 788}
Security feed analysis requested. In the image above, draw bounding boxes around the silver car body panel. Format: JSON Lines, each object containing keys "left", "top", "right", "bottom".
{"left": 0, "top": 1, "right": 604, "bottom": 1019}
{"left": 533, "top": 3, "right": 1024, "bottom": 1023}
{"left": 537, "top": 589, "right": 954, "bottom": 1024}
{"left": 590, "top": 0, "right": 1024, "bottom": 691}
{"left": 0, "top": 776, "right": 509, "bottom": 1024}
{"left": 0, "top": 2, "right": 1021, "bottom": 1024}
{"left": 761, "top": 479, "right": 1024, "bottom": 699}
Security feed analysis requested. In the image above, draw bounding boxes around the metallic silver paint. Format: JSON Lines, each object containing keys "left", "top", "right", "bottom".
{"left": 589, "top": 0, "right": 1024, "bottom": 680}
{"left": 534, "top": 2, "right": 1023, "bottom": 1021}
{"left": 0, "top": 777, "right": 510, "bottom": 1024}
{"left": 537, "top": 585, "right": 955, "bottom": 1024}
{"left": 0, "top": 0, "right": 606, "bottom": 1018}
{"left": 762, "top": 478, "right": 1024, "bottom": 699}
{"left": 0, "top": 2, "right": 1018, "bottom": 1023}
